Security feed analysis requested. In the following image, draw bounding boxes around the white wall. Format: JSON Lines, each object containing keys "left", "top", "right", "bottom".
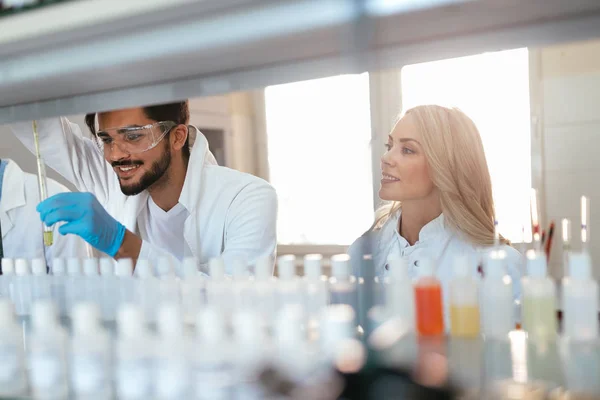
{"left": 536, "top": 39, "right": 600, "bottom": 279}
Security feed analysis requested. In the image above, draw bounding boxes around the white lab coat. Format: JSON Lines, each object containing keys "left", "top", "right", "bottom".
{"left": 9, "top": 118, "right": 277, "bottom": 275}
{"left": 0, "top": 159, "right": 91, "bottom": 266}
{"left": 348, "top": 210, "right": 524, "bottom": 327}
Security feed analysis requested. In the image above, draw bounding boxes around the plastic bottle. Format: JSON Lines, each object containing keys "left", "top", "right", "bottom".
{"left": 0, "top": 258, "right": 15, "bottom": 298}
{"left": 320, "top": 304, "right": 365, "bottom": 373}
{"left": 28, "top": 301, "right": 68, "bottom": 400}
{"left": 99, "top": 258, "right": 117, "bottom": 328}
{"left": 156, "top": 304, "right": 192, "bottom": 400}
{"left": 194, "top": 306, "right": 236, "bottom": 399}
{"left": 480, "top": 250, "right": 514, "bottom": 338}
{"left": 384, "top": 255, "right": 415, "bottom": 331}
{"left": 116, "top": 304, "right": 154, "bottom": 400}
{"left": 31, "top": 258, "right": 51, "bottom": 303}
{"left": 0, "top": 300, "right": 26, "bottom": 397}
{"left": 14, "top": 259, "right": 32, "bottom": 351}
{"left": 274, "top": 305, "right": 314, "bottom": 384}
{"left": 414, "top": 257, "right": 444, "bottom": 336}
{"left": 252, "top": 256, "right": 277, "bottom": 330}
{"left": 180, "top": 257, "right": 205, "bottom": 323}
{"left": 156, "top": 257, "right": 179, "bottom": 307}
{"left": 232, "top": 309, "right": 270, "bottom": 399}
{"left": 562, "top": 252, "right": 599, "bottom": 340}
{"left": 450, "top": 255, "right": 480, "bottom": 337}
{"left": 303, "top": 254, "right": 329, "bottom": 330}
{"left": 116, "top": 258, "right": 136, "bottom": 306}
{"left": 231, "top": 258, "right": 253, "bottom": 311}
{"left": 50, "top": 258, "right": 69, "bottom": 328}
{"left": 70, "top": 303, "right": 112, "bottom": 400}
{"left": 277, "top": 255, "right": 303, "bottom": 309}
{"left": 522, "top": 250, "right": 557, "bottom": 339}
{"left": 329, "top": 254, "right": 359, "bottom": 316}
{"left": 135, "top": 259, "right": 160, "bottom": 325}
{"left": 66, "top": 257, "right": 83, "bottom": 315}
{"left": 205, "top": 257, "right": 233, "bottom": 319}
{"left": 82, "top": 258, "right": 101, "bottom": 309}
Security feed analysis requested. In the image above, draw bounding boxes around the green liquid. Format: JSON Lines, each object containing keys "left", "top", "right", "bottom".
{"left": 43, "top": 231, "right": 53, "bottom": 246}
{"left": 522, "top": 296, "right": 557, "bottom": 338}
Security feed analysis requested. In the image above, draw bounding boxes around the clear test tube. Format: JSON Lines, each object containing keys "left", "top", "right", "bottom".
{"left": 32, "top": 121, "right": 53, "bottom": 246}
{"left": 581, "top": 196, "right": 590, "bottom": 251}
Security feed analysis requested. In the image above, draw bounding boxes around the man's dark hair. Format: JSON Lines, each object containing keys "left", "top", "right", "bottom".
{"left": 85, "top": 101, "right": 191, "bottom": 159}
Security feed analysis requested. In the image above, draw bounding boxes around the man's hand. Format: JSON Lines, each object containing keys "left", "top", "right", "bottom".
{"left": 37, "top": 192, "right": 126, "bottom": 257}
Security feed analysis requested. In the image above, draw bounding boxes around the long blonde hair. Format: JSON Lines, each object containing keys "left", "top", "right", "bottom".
{"left": 374, "top": 105, "right": 505, "bottom": 246}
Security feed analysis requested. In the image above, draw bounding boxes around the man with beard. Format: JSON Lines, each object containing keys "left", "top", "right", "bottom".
{"left": 9, "top": 102, "right": 277, "bottom": 274}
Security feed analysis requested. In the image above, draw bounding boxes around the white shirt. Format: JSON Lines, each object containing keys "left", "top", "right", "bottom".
{"left": 139, "top": 197, "right": 190, "bottom": 261}
{"left": 348, "top": 210, "right": 524, "bottom": 327}
{"left": 10, "top": 118, "right": 278, "bottom": 275}
{"left": 0, "top": 159, "right": 91, "bottom": 267}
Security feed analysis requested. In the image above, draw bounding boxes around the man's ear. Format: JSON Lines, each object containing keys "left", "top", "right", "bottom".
{"left": 170, "top": 124, "right": 188, "bottom": 151}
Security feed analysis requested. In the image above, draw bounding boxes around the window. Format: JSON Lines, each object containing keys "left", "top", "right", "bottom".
{"left": 264, "top": 74, "right": 374, "bottom": 245}
{"left": 401, "top": 48, "right": 532, "bottom": 242}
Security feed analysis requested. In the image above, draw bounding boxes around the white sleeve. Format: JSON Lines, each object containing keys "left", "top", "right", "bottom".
{"left": 9, "top": 117, "right": 114, "bottom": 204}
{"left": 221, "top": 182, "right": 278, "bottom": 275}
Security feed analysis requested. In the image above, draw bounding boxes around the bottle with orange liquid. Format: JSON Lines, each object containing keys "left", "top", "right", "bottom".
{"left": 414, "top": 258, "right": 444, "bottom": 336}
{"left": 449, "top": 255, "right": 480, "bottom": 337}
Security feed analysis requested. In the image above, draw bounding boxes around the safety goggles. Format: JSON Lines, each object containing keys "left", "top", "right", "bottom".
{"left": 94, "top": 121, "right": 177, "bottom": 155}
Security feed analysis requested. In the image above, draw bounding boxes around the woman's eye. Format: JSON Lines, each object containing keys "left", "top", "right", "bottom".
{"left": 402, "top": 147, "right": 415, "bottom": 155}
{"left": 125, "top": 134, "right": 143, "bottom": 142}
{"left": 100, "top": 137, "right": 112, "bottom": 144}
{"left": 385, "top": 143, "right": 392, "bottom": 151}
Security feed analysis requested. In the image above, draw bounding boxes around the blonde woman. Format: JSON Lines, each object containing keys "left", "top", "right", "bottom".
{"left": 349, "top": 105, "right": 523, "bottom": 321}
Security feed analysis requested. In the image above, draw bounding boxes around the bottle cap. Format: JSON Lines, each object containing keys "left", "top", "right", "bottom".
{"left": 83, "top": 258, "right": 99, "bottom": 276}
{"left": 115, "top": 258, "right": 133, "bottom": 277}
{"left": 387, "top": 255, "right": 409, "bottom": 280}
{"left": 182, "top": 257, "right": 198, "bottom": 279}
{"left": 52, "top": 258, "right": 66, "bottom": 276}
{"left": 15, "top": 258, "right": 30, "bottom": 276}
{"left": 277, "top": 255, "right": 297, "bottom": 281}
{"left": 67, "top": 258, "right": 81, "bottom": 276}
{"left": 136, "top": 260, "right": 154, "bottom": 279}
{"left": 253, "top": 256, "right": 273, "bottom": 281}
{"left": 31, "top": 259, "right": 47, "bottom": 276}
{"left": 209, "top": 257, "right": 226, "bottom": 280}
{"left": 484, "top": 249, "right": 507, "bottom": 278}
{"left": 1, "top": 259, "right": 14, "bottom": 275}
{"left": 331, "top": 254, "right": 351, "bottom": 280}
{"left": 304, "top": 254, "right": 323, "bottom": 280}
{"left": 568, "top": 251, "right": 592, "bottom": 280}
{"left": 526, "top": 249, "right": 547, "bottom": 278}
{"left": 232, "top": 258, "right": 249, "bottom": 280}
{"left": 99, "top": 258, "right": 114, "bottom": 276}
{"left": 156, "top": 257, "right": 174, "bottom": 278}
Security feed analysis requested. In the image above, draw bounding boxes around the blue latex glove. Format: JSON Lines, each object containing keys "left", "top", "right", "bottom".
{"left": 37, "top": 192, "right": 126, "bottom": 257}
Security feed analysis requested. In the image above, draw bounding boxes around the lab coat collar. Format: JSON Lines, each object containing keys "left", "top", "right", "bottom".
{"left": 178, "top": 126, "right": 218, "bottom": 213}
{"left": 0, "top": 160, "right": 27, "bottom": 238}
{"left": 389, "top": 209, "right": 447, "bottom": 247}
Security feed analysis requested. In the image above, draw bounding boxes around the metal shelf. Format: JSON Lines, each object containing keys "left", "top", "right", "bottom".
{"left": 1, "top": 0, "right": 600, "bottom": 123}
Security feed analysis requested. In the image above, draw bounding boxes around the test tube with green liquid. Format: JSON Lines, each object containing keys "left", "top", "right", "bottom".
{"left": 32, "top": 121, "right": 53, "bottom": 246}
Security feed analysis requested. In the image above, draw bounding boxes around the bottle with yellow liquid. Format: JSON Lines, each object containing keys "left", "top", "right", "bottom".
{"left": 450, "top": 255, "right": 480, "bottom": 337}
